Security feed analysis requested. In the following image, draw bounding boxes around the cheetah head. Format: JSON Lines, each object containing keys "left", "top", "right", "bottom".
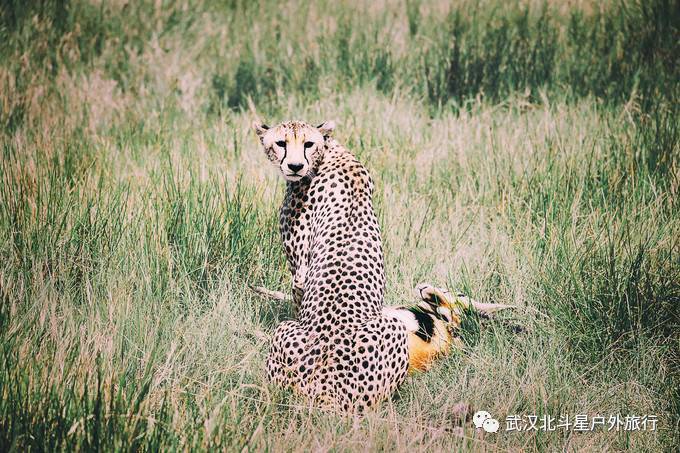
{"left": 252, "top": 120, "right": 335, "bottom": 182}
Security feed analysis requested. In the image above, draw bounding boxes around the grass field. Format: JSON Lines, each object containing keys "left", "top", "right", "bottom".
{"left": 1, "top": 0, "right": 678, "bottom": 451}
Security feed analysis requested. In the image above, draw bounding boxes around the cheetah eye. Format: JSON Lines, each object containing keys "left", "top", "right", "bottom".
{"left": 304, "top": 141, "right": 315, "bottom": 149}
{"left": 275, "top": 140, "right": 286, "bottom": 148}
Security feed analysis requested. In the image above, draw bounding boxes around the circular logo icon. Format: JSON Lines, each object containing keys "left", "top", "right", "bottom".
{"left": 473, "top": 410, "right": 500, "bottom": 433}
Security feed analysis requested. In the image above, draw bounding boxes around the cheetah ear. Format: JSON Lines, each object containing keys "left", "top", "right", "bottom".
{"left": 316, "top": 120, "right": 335, "bottom": 136}
{"left": 252, "top": 121, "right": 269, "bottom": 143}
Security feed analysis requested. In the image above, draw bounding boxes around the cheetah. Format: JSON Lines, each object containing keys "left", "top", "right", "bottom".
{"left": 252, "top": 120, "right": 514, "bottom": 410}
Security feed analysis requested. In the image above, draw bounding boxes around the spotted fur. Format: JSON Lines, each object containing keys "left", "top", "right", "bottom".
{"left": 253, "top": 120, "right": 408, "bottom": 411}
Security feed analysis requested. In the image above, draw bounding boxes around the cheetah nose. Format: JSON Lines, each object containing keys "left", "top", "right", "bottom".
{"left": 287, "top": 162, "right": 304, "bottom": 173}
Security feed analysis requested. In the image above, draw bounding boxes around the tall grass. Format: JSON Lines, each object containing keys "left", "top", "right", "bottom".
{"left": 1, "top": 0, "right": 678, "bottom": 451}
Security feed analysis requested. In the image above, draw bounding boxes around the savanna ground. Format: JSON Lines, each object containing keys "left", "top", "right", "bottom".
{"left": 1, "top": 0, "right": 678, "bottom": 451}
